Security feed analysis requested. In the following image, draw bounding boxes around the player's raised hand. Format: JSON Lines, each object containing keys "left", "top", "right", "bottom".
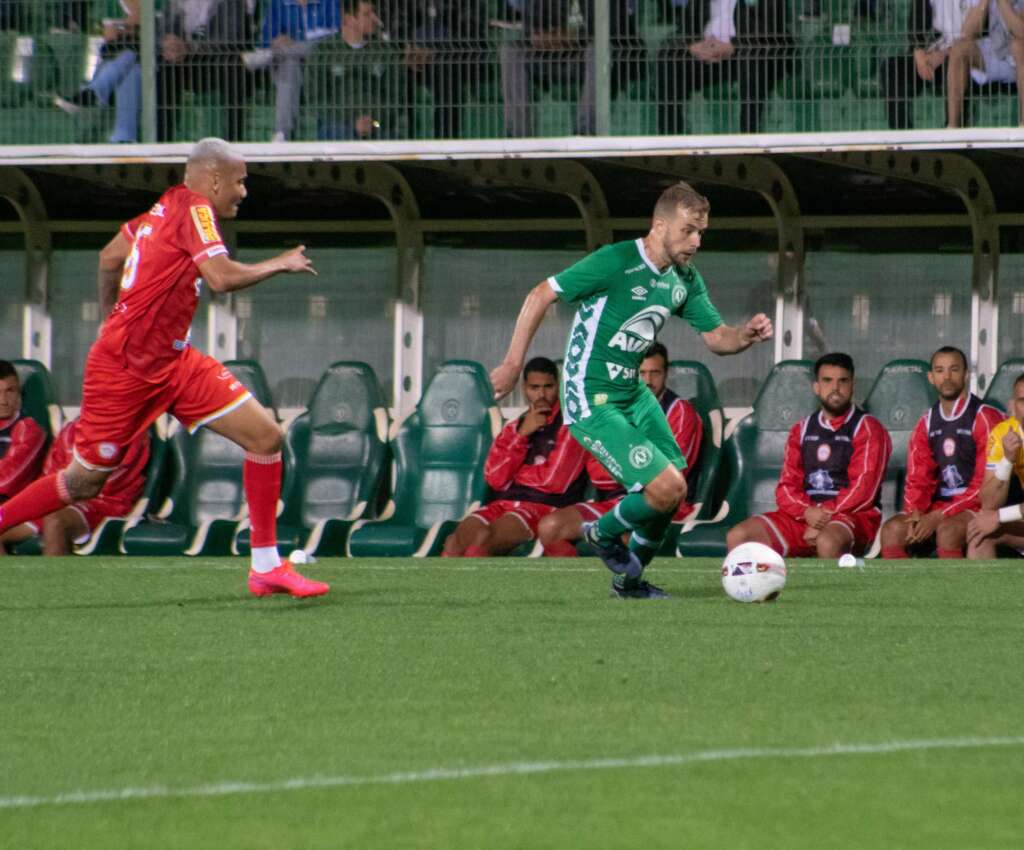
{"left": 1002, "top": 427, "right": 1022, "bottom": 462}
{"left": 745, "top": 313, "right": 773, "bottom": 341}
{"left": 281, "top": 245, "right": 317, "bottom": 275}
{"left": 490, "top": 361, "right": 520, "bottom": 401}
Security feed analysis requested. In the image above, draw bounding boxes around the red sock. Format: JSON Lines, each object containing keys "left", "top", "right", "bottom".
{"left": 244, "top": 452, "right": 281, "bottom": 549}
{"left": 463, "top": 545, "right": 489, "bottom": 557}
{"left": 543, "top": 540, "right": 578, "bottom": 557}
{"left": 936, "top": 547, "right": 963, "bottom": 559}
{"left": 881, "top": 546, "right": 908, "bottom": 559}
{"left": 0, "top": 473, "right": 71, "bottom": 533}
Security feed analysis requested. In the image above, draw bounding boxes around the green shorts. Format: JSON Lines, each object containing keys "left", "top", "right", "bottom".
{"left": 567, "top": 384, "right": 687, "bottom": 492}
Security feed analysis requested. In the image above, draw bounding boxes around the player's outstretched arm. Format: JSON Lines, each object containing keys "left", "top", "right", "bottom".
{"left": 701, "top": 313, "right": 773, "bottom": 354}
{"left": 490, "top": 280, "right": 559, "bottom": 401}
{"left": 199, "top": 245, "right": 317, "bottom": 293}
{"left": 98, "top": 231, "right": 131, "bottom": 318}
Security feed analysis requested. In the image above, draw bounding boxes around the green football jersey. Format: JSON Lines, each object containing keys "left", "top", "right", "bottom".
{"left": 549, "top": 238, "right": 723, "bottom": 424}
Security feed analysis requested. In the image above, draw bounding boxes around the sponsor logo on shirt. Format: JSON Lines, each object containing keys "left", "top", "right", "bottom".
{"left": 190, "top": 205, "right": 221, "bottom": 244}
{"left": 608, "top": 305, "right": 670, "bottom": 353}
{"left": 150, "top": 203, "right": 165, "bottom": 217}
{"left": 581, "top": 435, "right": 623, "bottom": 478}
{"left": 606, "top": 363, "right": 637, "bottom": 381}
{"left": 98, "top": 442, "right": 119, "bottom": 460}
{"left": 624, "top": 263, "right": 646, "bottom": 274}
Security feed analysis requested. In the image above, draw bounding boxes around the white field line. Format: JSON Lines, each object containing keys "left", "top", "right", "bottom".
{"left": 2, "top": 736, "right": 1022, "bottom": 810}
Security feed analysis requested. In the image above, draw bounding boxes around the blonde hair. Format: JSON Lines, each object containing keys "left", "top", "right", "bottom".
{"left": 653, "top": 181, "right": 710, "bottom": 221}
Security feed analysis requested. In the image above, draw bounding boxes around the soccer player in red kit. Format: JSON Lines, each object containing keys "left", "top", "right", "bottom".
{"left": 0, "top": 360, "right": 47, "bottom": 506}
{"left": 0, "top": 137, "right": 327, "bottom": 597}
{"left": 442, "top": 357, "right": 588, "bottom": 557}
{"left": 727, "top": 353, "right": 892, "bottom": 558}
{"left": 0, "top": 418, "right": 148, "bottom": 555}
{"left": 879, "top": 346, "right": 1002, "bottom": 559}
{"left": 537, "top": 343, "right": 703, "bottom": 556}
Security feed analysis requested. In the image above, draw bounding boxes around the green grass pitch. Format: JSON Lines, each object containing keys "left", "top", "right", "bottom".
{"left": 1, "top": 556, "right": 1022, "bottom": 849}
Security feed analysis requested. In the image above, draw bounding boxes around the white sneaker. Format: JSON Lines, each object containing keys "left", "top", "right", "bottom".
{"left": 270, "top": 131, "right": 286, "bottom": 143}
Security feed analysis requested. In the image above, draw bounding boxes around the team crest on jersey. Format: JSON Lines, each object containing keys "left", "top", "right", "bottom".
{"left": 629, "top": 445, "right": 653, "bottom": 469}
{"left": 671, "top": 285, "right": 686, "bottom": 307}
{"left": 817, "top": 443, "right": 831, "bottom": 462}
{"left": 608, "top": 305, "right": 670, "bottom": 353}
{"left": 190, "top": 205, "right": 221, "bottom": 244}
{"left": 943, "top": 437, "right": 956, "bottom": 457}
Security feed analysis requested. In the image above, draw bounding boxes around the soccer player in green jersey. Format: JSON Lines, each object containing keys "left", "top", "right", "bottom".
{"left": 491, "top": 181, "right": 773, "bottom": 598}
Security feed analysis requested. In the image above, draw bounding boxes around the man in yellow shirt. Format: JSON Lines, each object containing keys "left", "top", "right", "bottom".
{"left": 967, "top": 374, "right": 1024, "bottom": 557}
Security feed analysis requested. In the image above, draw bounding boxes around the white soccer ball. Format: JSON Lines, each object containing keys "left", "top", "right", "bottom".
{"left": 721, "top": 542, "right": 787, "bottom": 603}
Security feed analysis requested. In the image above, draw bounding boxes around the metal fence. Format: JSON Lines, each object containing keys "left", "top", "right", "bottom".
{"left": 0, "top": 0, "right": 1021, "bottom": 144}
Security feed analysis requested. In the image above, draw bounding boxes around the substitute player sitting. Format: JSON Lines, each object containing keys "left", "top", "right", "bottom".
{"left": 0, "top": 360, "right": 47, "bottom": 507}
{"left": 727, "top": 353, "right": 891, "bottom": 558}
{"left": 537, "top": 342, "right": 703, "bottom": 556}
{"left": 880, "top": 346, "right": 1002, "bottom": 559}
{"left": 966, "top": 373, "right": 1024, "bottom": 558}
{"left": 490, "top": 181, "right": 772, "bottom": 599}
{"left": 0, "top": 418, "right": 148, "bottom": 556}
{"left": 442, "top": 357, "right": 587, "bottom": 557}
{"left": 0, "top": 138, "right": 327, "bottom": 597}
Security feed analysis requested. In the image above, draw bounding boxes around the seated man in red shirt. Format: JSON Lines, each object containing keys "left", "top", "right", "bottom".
{"left": 880, "top": 346, "right": 1002, "bottom": 558}
{"left": 727, "top": 352, "right": 892, "bottom": 559}
{"left": 0, "top": 360, "right": 48, "bottom": 508}
{"left": 442, "top": 357, "right": 588, "bottom": 557}
{"left": 537, "top": 343, "right": 703, "bottom": 556}
{"left": 0, "top": 418, "right": 149, "bottom": 555}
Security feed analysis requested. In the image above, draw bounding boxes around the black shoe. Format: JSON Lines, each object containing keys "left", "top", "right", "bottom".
{"left": 53, "top": 88, "right": 98, "bottom": 114}
{"left": 610, "top": 579, "right": 671, "bottom": 600}
{"left": 582, "top": 521, "right": 643, "bottom": 579}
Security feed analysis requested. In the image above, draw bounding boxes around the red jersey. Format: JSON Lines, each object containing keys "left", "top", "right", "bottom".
{"left": 46, "top": 419, "right": 149, "bottom": 513}
{"left": 94, "top": 184, "right": 229, "bottom": 383}
{"left": 0, "top": 412, "right": 47, "bottom": 500}
{"left": 902, "top": 394, "right": 1003, "bottom": 516}
{"left": 585, "top": 391, "right": 703, "bottom": 521}
{"left": 776, "top": 406, "right": 891, "bottom": 520}
{"left": 484, "top": 401, "right": 588, "bottom": 508}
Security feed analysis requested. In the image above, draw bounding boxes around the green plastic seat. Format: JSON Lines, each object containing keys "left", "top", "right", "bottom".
{"left": 121, "top": 360, "right": 281, "bottom": 556}
{"left": 982, "top": 358, "right": 1024, "bottom": 412}
{"left": 347, "top": 360, "right": 502, "bottom": 557}
{"left": 12, "top": 359, "right": 60, "bottom": 437}
{"left": 677, "top": 360, "right": 819, "bottom": 557}
{"left": 862, "top": 359, "right": 935, "bottom": 517}
{"left": 239, "top": 362, "right": 389, "bottom": 556}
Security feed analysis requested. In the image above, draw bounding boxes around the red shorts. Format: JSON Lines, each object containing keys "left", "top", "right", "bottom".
{"left": 27, "top": 496, "right": 134, "bottom": 543}
{"left": 76, "top": 346, "right": 251, "bottom": 470}
{"left": 470, "top": 500, "right": 559, "bottom": 538}
{"left": 755, "top": 509, "right": 881, "bottom": 558}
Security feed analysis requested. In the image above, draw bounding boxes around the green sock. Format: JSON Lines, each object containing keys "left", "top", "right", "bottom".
{"left": 596, "top": 492, "right": 662, "bottom": 541}
{"left": 629, "top": 510, "right": 674, "bottom": 567}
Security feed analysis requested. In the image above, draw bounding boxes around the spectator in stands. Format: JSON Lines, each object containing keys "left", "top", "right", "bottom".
{"left": 0, "top": 418, "right": 148, "bottom": 556}
{"left": 499, "top": 0, "right": 644, "bottom": 137}
{"left": 258, "top": 0, "right": 340, "bottom": 142}
{"left": 0, "top": 360, "right": 47, "bottom": 508}
{"left": 879, "top": 0, "right": 964, "bottom": 129}
{"left": 379, "top": 0, "right": 488, "bottom": 139}
{"left": 309, "top": 0, "right": 403, "bottom": 139}
{"left": 656, "top": 0, "right": 794, "bottom": 135}
{"left": 880, "top": 346, "right": 1002, "bottom": 558}
{"left": 727, "top": 353, "right": 891, "bottom": 559}
{"left": 53, "top": 0, "right": 145, "bottom": 143}
{"left": 538, "top": 343, "right": 703, "bottom": 556}
{"left": 946, "top": 0, "right": 1024, "bottom": 128}
{"left": 442, "top": 357, "right": 588, "bottom": 557}
{"left": 966, "top": 373, "right": 1024, "bottom": 557}
{"left": 158, "top": 0, "right": 254, "bottom": 142}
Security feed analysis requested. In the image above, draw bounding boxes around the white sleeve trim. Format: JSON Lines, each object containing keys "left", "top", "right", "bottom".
{"left": 547, "top": 276, "right": 562, "bottom": 294}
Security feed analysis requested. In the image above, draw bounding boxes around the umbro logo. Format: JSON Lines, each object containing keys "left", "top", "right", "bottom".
{"left": 631, "top": 286, "right": 647, "bottom": 300}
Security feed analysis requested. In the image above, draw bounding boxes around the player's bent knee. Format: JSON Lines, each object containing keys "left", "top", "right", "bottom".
{"left": 62, "top": 467, "right": 105, "bottom": 502}
{"left": 537, "top": 514, "right": 560, "bottom": 545}
{"left": 935, "top": 520, "right": 966, "bottom": 551}
{"left": 879, "top": 516, "right": 904, "bottom": 546}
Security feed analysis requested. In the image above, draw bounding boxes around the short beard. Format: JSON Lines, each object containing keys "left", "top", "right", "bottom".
{"left": 821, "top": 398, "right": 851, "bottom": 417}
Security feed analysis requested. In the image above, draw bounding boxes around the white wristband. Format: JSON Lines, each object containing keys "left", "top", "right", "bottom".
{"left": 994, "top": 458, "right": 1014, "bottom": 482}
{"left": 998, "top": 504, "right": 1023, "bottom": 524}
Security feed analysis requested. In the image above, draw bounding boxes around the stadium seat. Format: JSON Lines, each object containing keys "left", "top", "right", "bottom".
{"left": 121, "top": 359, "right": 282, "bottom": 556}
{"left": 12, "top": 359, "right": 60, "bottom": 437}
{"left": 862, "top": 358, "right": 935, "bottom": 520}
{"left": 676, "top": 360, "right": 819, "bottom": 557}
{"left": 238, "top": 361, "right": 389, "bottom": 557}
{"left": 982, "top": 358, "right": 1024, "bottom": 411}
{"left": 347, "top": 360, "right": 502, "bottom": 557}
